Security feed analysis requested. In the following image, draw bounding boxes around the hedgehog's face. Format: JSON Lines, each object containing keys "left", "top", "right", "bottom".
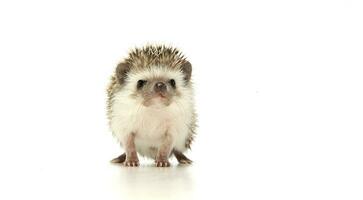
{"left": 116, "top": 62, "right": 192, "bottom": 108}
{"left": 134, "top": 76, "right": 177, "bottom": 107}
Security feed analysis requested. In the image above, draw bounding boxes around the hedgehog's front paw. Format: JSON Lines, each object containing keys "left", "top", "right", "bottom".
{"left": 124, "top": 159, "right": 139, "bottom": 167}
{"left": 155, "top": 159, "right": 170, "bottom": 167}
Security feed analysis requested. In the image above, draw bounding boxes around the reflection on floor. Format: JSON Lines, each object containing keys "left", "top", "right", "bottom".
{"left": 111, "top": 164, "right": 195, "bottom": 200}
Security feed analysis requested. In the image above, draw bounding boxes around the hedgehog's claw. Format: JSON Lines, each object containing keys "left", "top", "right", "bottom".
{"left": 155, "top": 160, "right": 171, "bottom": 167}
{"left": 124, "top": 159, "right": 139, "bottom": 167}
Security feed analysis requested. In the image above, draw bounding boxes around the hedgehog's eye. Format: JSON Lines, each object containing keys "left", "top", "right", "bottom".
{"left": 169, "top": 79, "right": 176, "bottom": 88}
{"left": 137, "top": 80, "right": 147, "bottom": 89}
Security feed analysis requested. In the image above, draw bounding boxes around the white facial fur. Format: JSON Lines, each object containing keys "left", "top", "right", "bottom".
{"left": 110, "top": 66, "right": 195, "bottom": 158}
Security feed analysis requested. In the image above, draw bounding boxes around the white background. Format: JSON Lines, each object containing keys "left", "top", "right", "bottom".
{"left": 0, "top": 0, "right": 362, "bottom": 199}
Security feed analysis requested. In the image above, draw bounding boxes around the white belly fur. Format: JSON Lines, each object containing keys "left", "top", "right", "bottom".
{"left": 110, "top": 93, "right": 192, "bottom": 158}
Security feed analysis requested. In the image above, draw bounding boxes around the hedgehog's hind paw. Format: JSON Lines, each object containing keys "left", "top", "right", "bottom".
{"left": 178, "top": 157, "right": 193, "bottom": 164}
{"left": 173, "top": 150, "right": 193, "bottom": 165}
{"left": 110, "top": 153, "right": 126, "bottom": 163}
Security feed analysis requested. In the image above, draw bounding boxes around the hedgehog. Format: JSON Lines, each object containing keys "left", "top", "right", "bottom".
{"left": 107, "top": 45, "right": 196, "bottom": 167}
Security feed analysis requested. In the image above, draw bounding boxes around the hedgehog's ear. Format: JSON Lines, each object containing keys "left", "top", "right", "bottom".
{"left": 181, "top": 61, "right": 192, "bottom": 83}
{"left": 116, "top": 62, "right": 130, "bottom": 85}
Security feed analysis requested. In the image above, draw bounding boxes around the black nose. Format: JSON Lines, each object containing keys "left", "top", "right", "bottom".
{"left": 154, "top": 82, "right": 166, "bottom": 92}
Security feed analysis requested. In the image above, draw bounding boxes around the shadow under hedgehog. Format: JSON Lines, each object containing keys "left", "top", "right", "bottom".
{"left": 107, "top": 45, "right": 197, "bottom": 167}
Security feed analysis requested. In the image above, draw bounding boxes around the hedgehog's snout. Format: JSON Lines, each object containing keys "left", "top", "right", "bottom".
{"left": 154, "top": 82, "right": 167, "bottom": 93}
